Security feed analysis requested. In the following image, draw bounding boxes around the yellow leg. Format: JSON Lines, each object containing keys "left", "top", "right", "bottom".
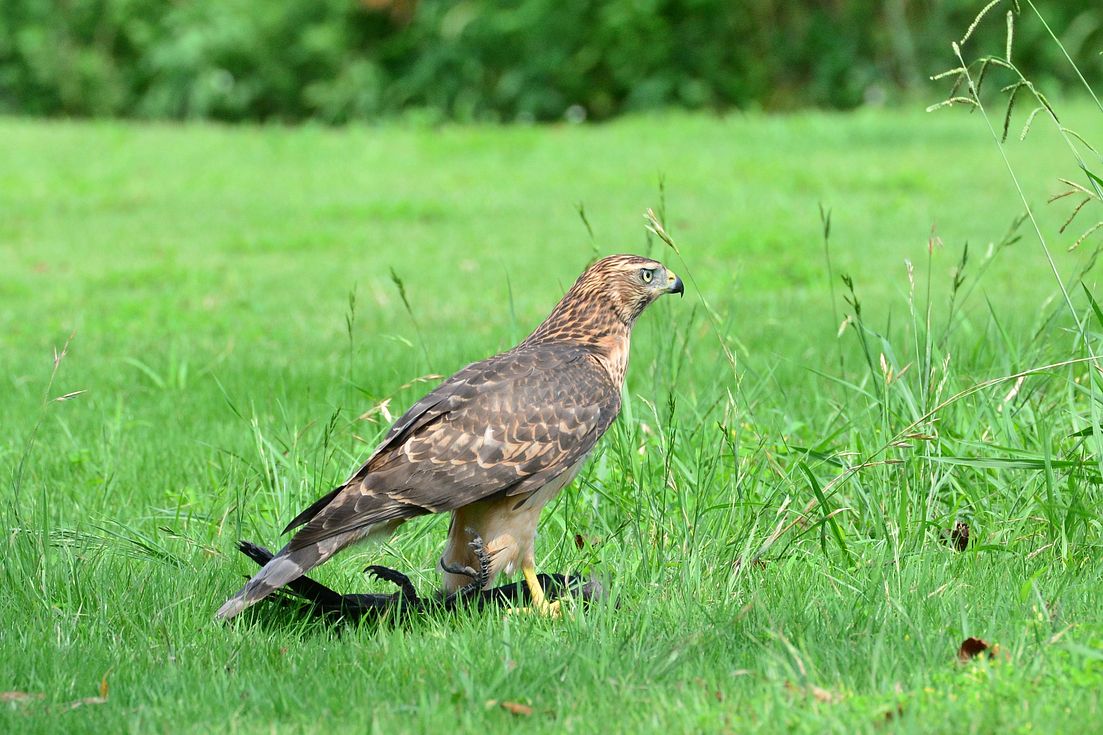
{"left": 519, "top": 563, "right": 561, "bottom": 618}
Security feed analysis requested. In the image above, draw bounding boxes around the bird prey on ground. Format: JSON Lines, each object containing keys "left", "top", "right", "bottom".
{"left": 216, "top": 254, "right": 684, "bottom": 619}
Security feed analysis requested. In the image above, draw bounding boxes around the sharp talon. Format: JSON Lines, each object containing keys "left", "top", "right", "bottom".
{"left": 466, "top": 531, "right": 491, "bottom": 590}
{"left": 438, "top": 532, "right": 494, "bottom": 606}
{"left": 440, "top": 531, "right": 492, "bottom": 587}
{"left": 364, "top": 565, "right": 419, "bottom": 602}
{"left": 439, "top": 558, "right": 480, "bottom": 580}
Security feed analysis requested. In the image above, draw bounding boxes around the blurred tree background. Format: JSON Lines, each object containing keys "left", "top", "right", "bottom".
{"left": 0, "top": 0, "right": 1099, "bottom": 124}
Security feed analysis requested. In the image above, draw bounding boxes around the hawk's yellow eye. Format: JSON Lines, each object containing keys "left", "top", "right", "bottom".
{"left": 640, "top": 269, "right": 654, "bottom": 283}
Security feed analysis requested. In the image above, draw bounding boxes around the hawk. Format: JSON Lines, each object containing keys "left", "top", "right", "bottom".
{"left": 216, "top": 254, "right": 683, "bottom": 619}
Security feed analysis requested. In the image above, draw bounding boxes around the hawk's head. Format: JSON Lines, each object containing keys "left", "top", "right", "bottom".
{"left": 575, "top": 254, "right": 684, "bottom": 324}
{"left": 524, "top": 253, "right": 684, "bottom": 352}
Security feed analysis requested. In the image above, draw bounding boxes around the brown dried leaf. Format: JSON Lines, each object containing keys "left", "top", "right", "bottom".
{"left": 99, "top": 671, "right": 110, "bottom": 699}
{"left": 732, "top": 557, "right": 767, "bottom": 573}
{"left": 957, "top": 637, "right": 993, "bottom": 661}
{"left": 951, "top": 522, "right": 969, "bottom": 551}
{"left": 573, "top": 534, "right": 601, "bottom": 550}
{"left": 500, "top": 701, "right": 533, "bottom": 717}
{"left": 68, "top": 697, "right": 107, "bottom": 710}
{"left": 940, "top": 521, "right": 970, "bottom": 551}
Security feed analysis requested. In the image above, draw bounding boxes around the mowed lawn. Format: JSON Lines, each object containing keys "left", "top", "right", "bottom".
{"left": 3, "top": 105, "right": 1103, "bottom": 733}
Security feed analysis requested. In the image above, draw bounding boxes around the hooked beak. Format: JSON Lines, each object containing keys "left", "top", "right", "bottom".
{"left": 666, "top": 270, "right": 684, "bottom": 297}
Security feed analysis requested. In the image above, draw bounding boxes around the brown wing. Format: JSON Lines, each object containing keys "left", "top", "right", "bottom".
{"left": 285, "top": 342, "right": 620, "bottom": 552}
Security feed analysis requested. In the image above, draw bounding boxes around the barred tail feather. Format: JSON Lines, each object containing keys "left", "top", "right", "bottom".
{"left": 215, "top": 522, "right": 400, "bottom": 620}
{"left": 215, "top": 544, "right": 326, "bottom": 620}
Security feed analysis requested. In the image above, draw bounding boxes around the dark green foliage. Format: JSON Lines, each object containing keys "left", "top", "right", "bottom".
{"left": 1, "top": 0, "right": 1099, "bottom": 123}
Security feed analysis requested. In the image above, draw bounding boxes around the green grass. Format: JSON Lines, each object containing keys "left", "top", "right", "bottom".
{"left": 3, "top": 104, "right": 1103, "bottom": 733}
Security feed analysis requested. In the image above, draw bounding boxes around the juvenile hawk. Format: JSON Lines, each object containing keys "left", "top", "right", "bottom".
{"left": 217, "top": 254, "right": 683, "bottom": 619}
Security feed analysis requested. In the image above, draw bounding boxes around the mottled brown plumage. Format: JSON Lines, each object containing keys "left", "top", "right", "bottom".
{"left": 216, "top": 254, "right": 683, "bottom": 619}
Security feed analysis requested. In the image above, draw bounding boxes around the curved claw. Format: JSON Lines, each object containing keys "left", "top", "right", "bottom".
{"left": 465, "top": 531, "right": 492, "bottom": 591}
{"left": 442, "top": 532, "right": 493, "bottom": 605}
{"left": 364, "top": 565, "right": 420, "bottom": 603}
{"left": 438, "top": 559, "right": 480, "bottom": 581}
